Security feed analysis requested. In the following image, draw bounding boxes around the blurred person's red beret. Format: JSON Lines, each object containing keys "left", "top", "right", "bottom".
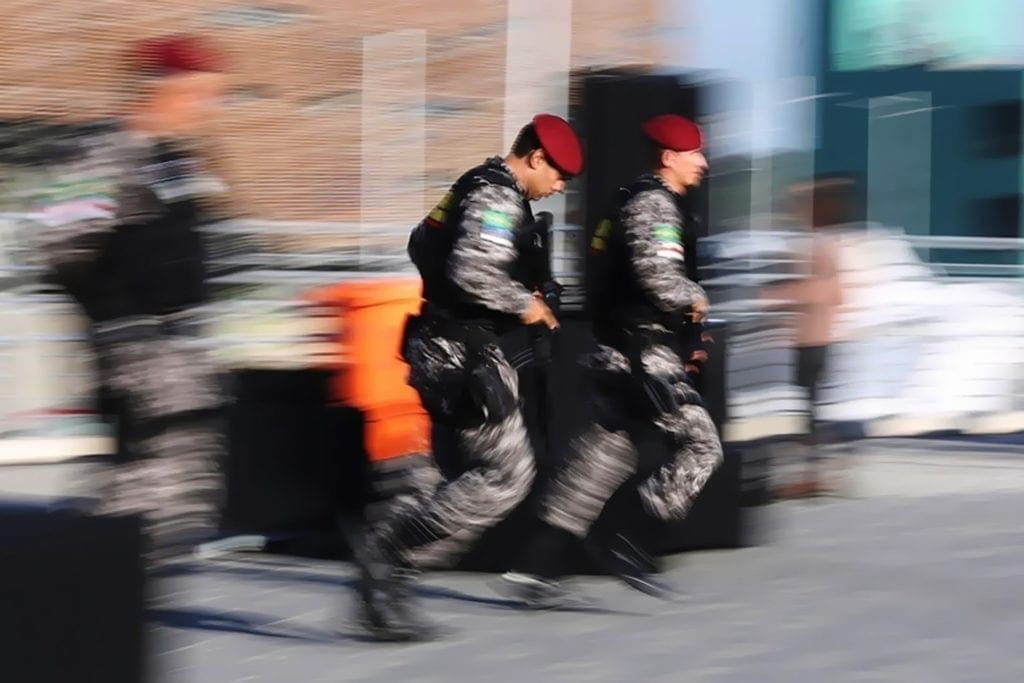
{"left": 131, "top": 35, "right": 226, "bottom": 75}
{"left": 642, "top": 114, "right": 703, "bottom": 152}
{"left": 532, "top": 113, "right": 583, "bottom": 176}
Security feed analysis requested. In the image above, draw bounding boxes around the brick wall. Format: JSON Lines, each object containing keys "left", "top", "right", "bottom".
{"left": 0, "top": 1, "right": 665, "bottom": 222}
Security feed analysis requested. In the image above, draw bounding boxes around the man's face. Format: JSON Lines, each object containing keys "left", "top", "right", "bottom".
{"left": 667, "top": 149, "right": 708, "bottom": 188}
{"left": 149, "top": 70, "right": 226, "bottom": 135}
{"left": 524, "top": 150, "right": 567, "bottom": 201}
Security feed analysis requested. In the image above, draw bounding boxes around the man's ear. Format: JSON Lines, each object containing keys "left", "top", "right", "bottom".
{"left": 660, "top": 148, "right": 674, "bottom": 169}
{"left": 528, "top": 149, "right": 546, "bottom": 170}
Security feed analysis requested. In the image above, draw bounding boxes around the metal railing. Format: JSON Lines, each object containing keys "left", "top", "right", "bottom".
{"left": 698, "top": 226, "right": 1024, "bottom": 439}
{"left": 0, "top": 216, "right": 414, "bottom": 441}
{"left": 1, "top": 216, "right": 1021, "bottom": 447}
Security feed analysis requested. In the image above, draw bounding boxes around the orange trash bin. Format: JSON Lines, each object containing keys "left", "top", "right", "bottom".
{"left": 305, "top": 277, "right": 429, "bottom": 463}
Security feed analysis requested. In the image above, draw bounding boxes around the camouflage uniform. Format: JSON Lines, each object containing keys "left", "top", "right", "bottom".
{"left": 370, "top": 157, "right": 538, "bottom": 568}
{"left": 29, "top": 127, "right": 226, "bottom": 557}
{"left": 540, "top": 173, "right": 723, "bottom": 540}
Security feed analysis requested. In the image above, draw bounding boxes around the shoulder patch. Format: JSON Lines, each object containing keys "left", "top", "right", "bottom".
{"left": 33, "top": 178, "right": 118, "bottom": 227}
{"left": 590, "top": 218, "right": 612, "bottom": 252}
{"left": 426, "top": 190, "right": 455, "bottom": 227}
{"left": 653, "top": 222, "right": 684, "bottom": 261}
{"left": 480, "top": 208, "right": 515, "bottom": 246}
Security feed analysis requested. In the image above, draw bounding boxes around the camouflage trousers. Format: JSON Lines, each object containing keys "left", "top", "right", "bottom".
{"left": 539, "top": 343, "right": 723, "bottom": 539}
{"left": 371, "top": 325, "right": 535, "bottom": 569}
{"left": 89, "top": 314, "right": 225, "bottom": 558}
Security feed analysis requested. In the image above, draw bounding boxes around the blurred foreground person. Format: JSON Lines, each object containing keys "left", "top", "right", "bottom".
{"left": 762, "top": 178, "right": 848, "bottom": 498}
{"left": 346, "top": 115, "right": 581, "bottom": 641}
{"left": 501, "top": 114, "right": 723, "bottom": 607}
{"left": 28, "top": 35, "right": 230, "bottom": 563}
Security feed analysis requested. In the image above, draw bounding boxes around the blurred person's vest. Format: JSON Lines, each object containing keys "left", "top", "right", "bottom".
{"left": 43, "top": 135, "right": 214, "bottom": 323}
{"left": 104, "top": 141, "right": 210, "bottom": 317}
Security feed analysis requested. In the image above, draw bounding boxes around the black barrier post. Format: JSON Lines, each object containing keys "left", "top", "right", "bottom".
{"left": 0, "top": 502, "right": 146, "bottom": 683}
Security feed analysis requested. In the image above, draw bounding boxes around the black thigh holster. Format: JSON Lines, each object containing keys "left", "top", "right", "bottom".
{"left": 401, "top": 312, "right": 516, "bottom": 428}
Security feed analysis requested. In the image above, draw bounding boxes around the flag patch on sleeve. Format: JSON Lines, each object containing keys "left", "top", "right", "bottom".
{"left": 653, "top": 223, "right": 684, "bottom": 261}
{"left": 480, "top": 209, "right": 515, "bottom": 246}
{"left": 33, "top": 179, "right": 118, "bottom": 228}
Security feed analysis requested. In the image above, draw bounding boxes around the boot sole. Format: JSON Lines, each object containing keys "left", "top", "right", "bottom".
{"left": 493, "top": 573, "right": 599, "bottom": 611}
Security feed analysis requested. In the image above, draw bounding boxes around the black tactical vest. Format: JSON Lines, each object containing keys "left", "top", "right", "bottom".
{"left": 69, "top": 142, "right": 210, "bottom": 323}
{"left": 108, "top": 143, "right": 209, "bottom": 316}
{"left": 407, "top": 158, "right": 533, "bottom": 329}
{"left": 587, "top": 175, "right": 683, "bottom": 337}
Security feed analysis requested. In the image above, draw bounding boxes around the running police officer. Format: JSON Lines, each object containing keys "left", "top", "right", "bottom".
{"left": 351, "top": 114, "right": 583, "bottom": 640}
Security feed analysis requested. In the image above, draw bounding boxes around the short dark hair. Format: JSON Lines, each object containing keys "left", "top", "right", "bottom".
{"left": 646, "top": 139, "right": 666, "bottom": 169}
{"left": 511, "top": 123, "right": 542, "bottom": 157}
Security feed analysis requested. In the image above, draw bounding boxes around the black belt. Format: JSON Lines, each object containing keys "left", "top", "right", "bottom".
{"left": 418, "top": 302, "right": 550, "bottom": 371}
{"left": 407, "top": 304, "right": 506, "bottom": 371}
{"left": 420, "top": 301, "right": 500, "bottom": 331}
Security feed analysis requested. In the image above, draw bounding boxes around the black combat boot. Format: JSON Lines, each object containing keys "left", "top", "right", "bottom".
{"left": 498, "top": 519, "right": 595, "bottom": 610}
{"left": 585, "top": 488, "right": 681, "bottom": 601}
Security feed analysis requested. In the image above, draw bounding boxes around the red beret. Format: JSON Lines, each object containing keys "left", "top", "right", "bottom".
{"left": 642, "top": 114, "right": 703, "bottom": 152}
{"left": 132, "top": 36, "right": 225, "bottom": 75}
{"left": 532, "top": 113, "right": 583, "bottom": 176}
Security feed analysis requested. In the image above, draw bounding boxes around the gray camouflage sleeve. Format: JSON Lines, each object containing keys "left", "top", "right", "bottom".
{"left": 27, "top": 132, "right": 162, "bottom": 271}
{"left": 621, "top": 189, "right": 706, "bottom": 313}
{"left": 29, "top": 152, "right": 122, "bottom": 272}
{"left": 448, "top": 183, "right": 535, "bottom": 316}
